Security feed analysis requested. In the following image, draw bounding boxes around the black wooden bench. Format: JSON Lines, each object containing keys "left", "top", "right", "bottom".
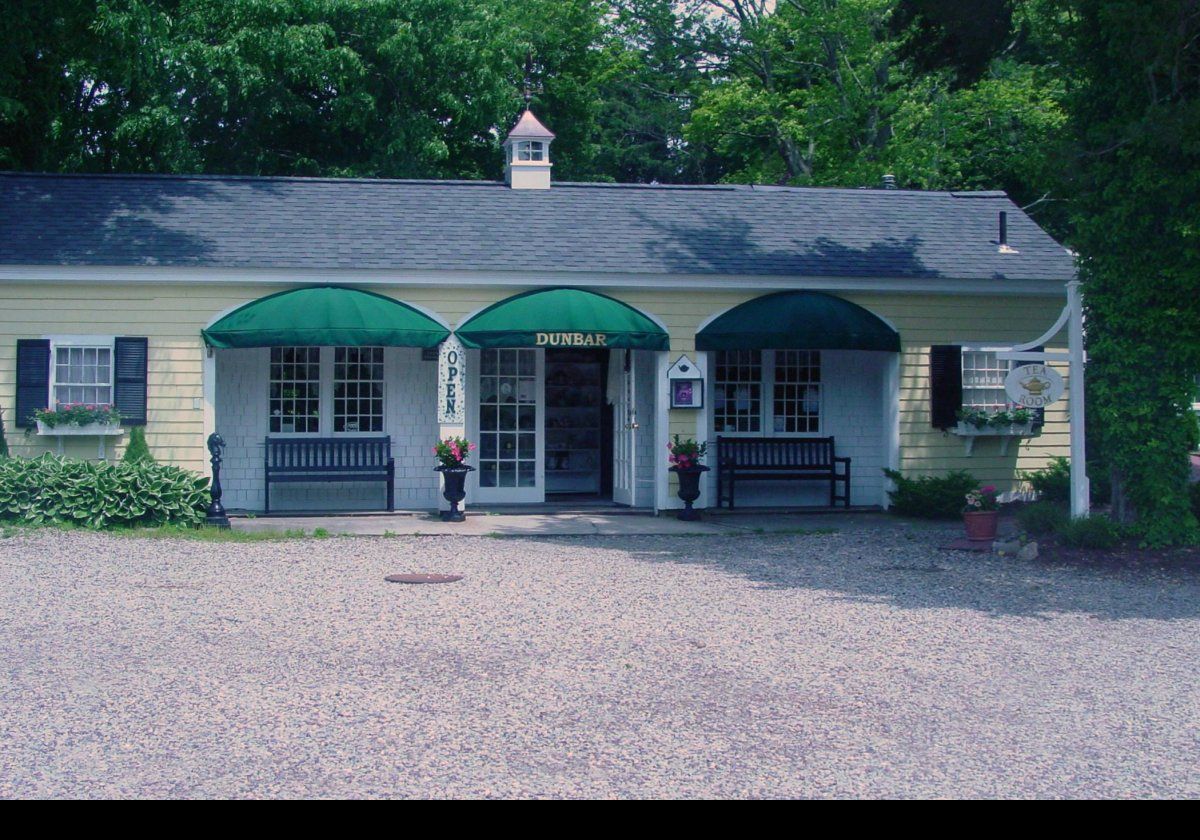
{"left": 264, "top": 436, "right": 394, "bottom": 513}
{"left": 716, "top": 436, "right": 850, "bottom": 509}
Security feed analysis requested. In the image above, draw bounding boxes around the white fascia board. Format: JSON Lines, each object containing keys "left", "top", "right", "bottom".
{"left": 0, "top": 264, "right": 1070, "bottom": 297}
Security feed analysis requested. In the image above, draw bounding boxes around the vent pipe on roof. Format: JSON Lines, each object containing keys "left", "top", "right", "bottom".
{"left": 998, "top": 211, "right": 1019, "bottom": 254}
{"left": 881, "top": 174, "right": 896, "bottom": 190}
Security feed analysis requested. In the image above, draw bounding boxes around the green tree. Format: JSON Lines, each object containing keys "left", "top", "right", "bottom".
{"left": 590, "top": 0, "right": 715, "bottom": 183}
{"left": 122, "top": 425, "right": 155, "bottom": 464}
{"left": 1064, "top": 0, "right": 1200, "bottom": 545}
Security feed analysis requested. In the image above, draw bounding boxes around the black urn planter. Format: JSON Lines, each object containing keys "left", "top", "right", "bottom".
{"left": 670, "top": 464, "right": 710, "bottom": 521}
{"left": 435, "top": 464, "right": 474, "bottom": 522}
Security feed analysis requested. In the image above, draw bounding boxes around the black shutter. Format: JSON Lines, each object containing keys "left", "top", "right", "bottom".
{"left": 15, "top": 339, "right": 51, "bottom": 428}
{"left": 929, "top": 344, "right": 962, "bottom": 429}
{"left": 114, "top": 337, "right": 148, "bottom": 426}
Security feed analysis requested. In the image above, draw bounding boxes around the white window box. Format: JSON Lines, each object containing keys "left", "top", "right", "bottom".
{"left": 952, "top": 421, "right": 1037, "bottom": 455}
{"left": 36, "top": 420, "right": 124, "bottom": 436}
{"left": 35, "top": 421, "right": 125, "bottom": 459}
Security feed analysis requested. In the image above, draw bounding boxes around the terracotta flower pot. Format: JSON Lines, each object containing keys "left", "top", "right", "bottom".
{"left": 963, "top": 510, "right": 999, "bottom": 542}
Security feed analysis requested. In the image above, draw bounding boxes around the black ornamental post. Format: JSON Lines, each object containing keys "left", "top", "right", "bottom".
{"left": 205, "top": 432, "right": 230, "bottom": 529}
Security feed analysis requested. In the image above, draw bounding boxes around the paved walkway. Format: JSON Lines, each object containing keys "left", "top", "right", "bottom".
{"left": 232, "top": 509, "right": 922, "bottom": 537}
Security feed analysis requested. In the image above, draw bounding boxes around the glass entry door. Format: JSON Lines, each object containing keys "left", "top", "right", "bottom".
{"left": 474, "top": 349, "right": 543, "bottom": 503}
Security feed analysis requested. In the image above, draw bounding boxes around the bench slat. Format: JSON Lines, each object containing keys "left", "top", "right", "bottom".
{"left": 716, "top": 436, "right": 849, "bottom": 509}
{"left": 264, "top": 435, "right": 395, "bottom": 513}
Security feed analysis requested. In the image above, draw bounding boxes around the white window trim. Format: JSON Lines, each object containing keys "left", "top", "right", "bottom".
{"left": 711, "top": 349, "right": 824, "bottom": 438}
{"left": 268, "top": 345, "right": 387, "bottom": 438}
{"left": 45, "top": 334, "right": 115, "bottom": 409}
{"left": 959, "top": 344, "right": 1017, "bottom": 411}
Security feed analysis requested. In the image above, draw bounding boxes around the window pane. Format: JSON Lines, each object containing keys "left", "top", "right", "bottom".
{"left": 712, "top": 350, "right": 761, "bottom": 433}
{"left": 269, "top": 346, "right": 321, "bottom": 434}
{"left": 962, "top": 350, "right": 1010, "bottom": 411}
{"left": 772, "top": 350, "right": 821, "bottom": 433}
{"left": 53, "top": 343, "right": 113, "bottom": 407}
{"left": 332, "top": 347, "right": 383, "bottom": 433}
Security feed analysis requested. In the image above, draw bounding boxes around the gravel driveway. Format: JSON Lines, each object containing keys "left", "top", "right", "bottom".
{"left": 2, "top": 526, "right": 1199, "bottom": 799}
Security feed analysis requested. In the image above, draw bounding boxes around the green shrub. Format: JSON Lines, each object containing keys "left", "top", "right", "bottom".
{"left": 0, "top": 454, "right": 210, "bottom": 529}
{"left": 1021, "top": 456, "right": 1071, "bottom": 502}
{"left": 1190, "top": 481, "right": 1200, "bottom": 521}
{"left": 1022, "top": 456, "right": 1113, "bottom": 505}
{"left": 122, "top": 426, "right": 156, "bottom": 465}
{"left": 1056, "top": 515, "right": 1122, "bottom": 550}
{"left": 883, "top": 468, "right": 979, "bottom": 519}
{"left": 1016, "top": 501, "right": 1069, "bottom": 535}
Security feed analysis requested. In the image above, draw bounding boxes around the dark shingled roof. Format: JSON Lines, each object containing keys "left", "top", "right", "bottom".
{"left": 0, "top": 172, "right": 1075, "bottom": 281}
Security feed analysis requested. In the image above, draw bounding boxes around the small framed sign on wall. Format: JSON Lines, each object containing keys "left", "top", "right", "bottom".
{"left": 671, "top": 378, "right": 703, "bottom": 409}
{"left": 667, "top": 354, "right": 703, "bottom": 409}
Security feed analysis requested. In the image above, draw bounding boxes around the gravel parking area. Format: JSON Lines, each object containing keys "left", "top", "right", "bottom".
{"left": 2, "top": 525, "right": 1199, "bottom": 799}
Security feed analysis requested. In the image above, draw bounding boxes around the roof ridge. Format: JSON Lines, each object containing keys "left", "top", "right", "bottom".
{"left": 0, "top": 170, "right": 1011, "bottom": 199}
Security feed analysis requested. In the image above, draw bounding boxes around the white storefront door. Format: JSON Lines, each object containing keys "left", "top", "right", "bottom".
{"left": 472, "top": 348, "right": 544, "bottom": 503}
{"left": 612, "top": 349, "right": 638, "bottom": 507}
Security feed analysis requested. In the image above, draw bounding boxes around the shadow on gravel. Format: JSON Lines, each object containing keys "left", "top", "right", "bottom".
{"left": 524, "top": 532, "right": 1200, "bottom": 622}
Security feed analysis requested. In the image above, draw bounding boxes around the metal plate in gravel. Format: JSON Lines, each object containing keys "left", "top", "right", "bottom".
{"left": 385, "top": 573, "right": 463, "bottom": 584}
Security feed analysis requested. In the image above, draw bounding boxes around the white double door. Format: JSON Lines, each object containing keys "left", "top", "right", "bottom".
{"left": 469, "top": 348, "right": 638, "bottom": 505}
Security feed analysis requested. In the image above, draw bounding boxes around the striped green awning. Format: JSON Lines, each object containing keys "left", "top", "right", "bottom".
{"left": 202, "top": 286, "right": 450, "bottom": 349}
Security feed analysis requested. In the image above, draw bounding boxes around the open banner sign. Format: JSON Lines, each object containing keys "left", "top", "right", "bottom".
{"left": 437, "top": 337, "right": 466, "bottom": 424}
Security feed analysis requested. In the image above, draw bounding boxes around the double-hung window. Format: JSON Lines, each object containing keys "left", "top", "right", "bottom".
{"left": 269, "top": 346, "right": 322, "bottom": 434}
{"left": 961, "top": 349, "right": 1012, "bottom": 411}
{"left": 269, "top": 346, "right": 385, "bottom": 435}
{"left": 52, "top": 340, "right": 113, "bottom": 407}
{"left": 333, "top": 347, "right": 384, "bottom": 433}
{"left": 713, "top": 350, "right": 822, "bottom": 435}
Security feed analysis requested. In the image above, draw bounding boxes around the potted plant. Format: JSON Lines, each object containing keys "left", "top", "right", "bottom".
{"left": 433, "top": 435, "right": 476, "bottom": 522}
{"left": 955, "top": 407, "right": 991, "bottom": 431}
{"left": 34, "top": 403, "right": 122, "bottom": 435}
{"left": 667, "top": 435, "right": 709, "bottom": 521}
{"left": 962, "top": 483, "right": 1000, "bottom": 542}
{"left": 987, "top": 409, "right": 1013, "bottom": 430}
{"left": 1010, "top": 407, "right": 1034, "bottom": 434}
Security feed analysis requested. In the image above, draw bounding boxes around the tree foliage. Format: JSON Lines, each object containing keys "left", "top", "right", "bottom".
{"left": 1064, "top": 0, "right": 1200, "bottom": 545}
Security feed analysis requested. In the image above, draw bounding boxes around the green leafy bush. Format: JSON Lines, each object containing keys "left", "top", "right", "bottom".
{"left": 1021, "top": 456, "right": 1112, "bottom": 505}
{"left": 1190, "top": 481, "right": 1200, "bottom": 521}
{"left": 1021, "top": 456, "right": 1071, "bottom": 502}
{"left": 1056, "top": 515, "right": 1122, "bottom": 551}
{"left": 1016, "top": 501, "right": 1068, "bottom": 535}
{"left": 122, "top": 426, "right": 156, "bottom": 465}
{"left": 0, "top": 454, "right": 209, "bottom": 529}
{"left": 883, "top": 468, "right": 979, "bottom": 519}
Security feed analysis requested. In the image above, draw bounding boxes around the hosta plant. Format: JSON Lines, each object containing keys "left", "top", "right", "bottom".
{"left": 0, "top": 454, "right": 210, "bottom": 529}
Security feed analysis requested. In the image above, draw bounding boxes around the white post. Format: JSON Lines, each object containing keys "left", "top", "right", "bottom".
{"left": 1067, "top": 280, "right": 1090, "bottom": 519}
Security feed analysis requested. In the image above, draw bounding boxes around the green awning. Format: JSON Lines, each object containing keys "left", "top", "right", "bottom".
{"left": 202, "top": 286, "right": 450, "bottom": 349}
{"left": 696, "top": 291, "right": 900, "bottom": 352}
{"left": 456, "top": 288, "right": 669, "bottom": 350}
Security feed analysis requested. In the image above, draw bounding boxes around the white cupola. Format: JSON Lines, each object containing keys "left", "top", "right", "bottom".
{"left": 503, "top": 109, "right": 555, "bottom": 190}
